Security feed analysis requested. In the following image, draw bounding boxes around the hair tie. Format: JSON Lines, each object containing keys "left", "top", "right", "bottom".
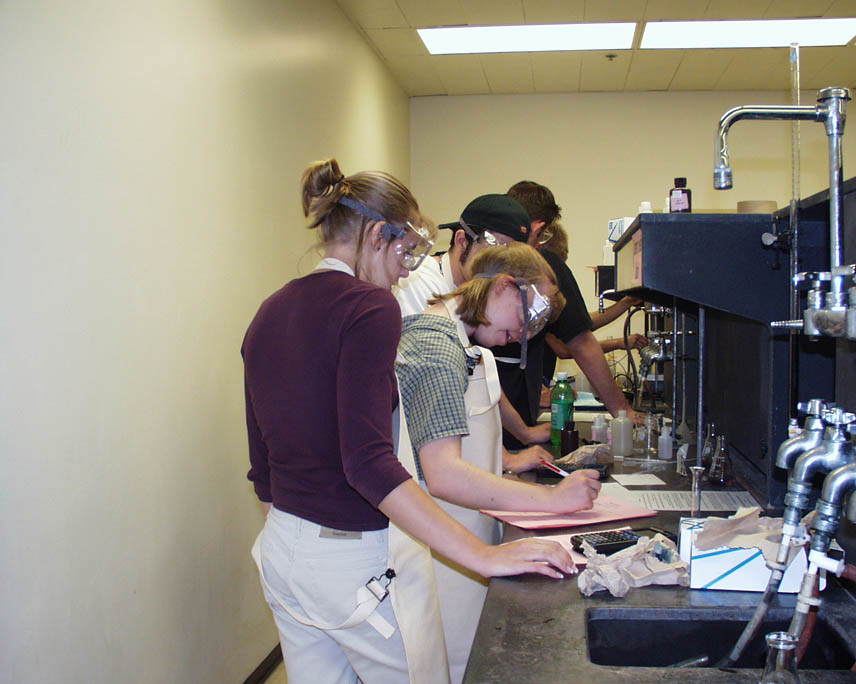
{"left": 334, "top": 174, "right": 345, "bottom": 185}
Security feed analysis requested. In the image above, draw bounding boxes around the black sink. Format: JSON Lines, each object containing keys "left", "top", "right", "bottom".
{"left": 586, "top": 606, "right": 853, "bottom": 669}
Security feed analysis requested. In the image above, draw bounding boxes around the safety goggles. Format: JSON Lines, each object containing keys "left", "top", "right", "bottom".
{"left": 517, "top": 282, "right": 552, "bottom": 337}
{"left": 515, "top": 281, "right": 552, "bottom": 370}
{"left": 389, "top": 222, "right": 434, "bottom": 271}
{"left": 338, "top": 196, "right": 434, "bottom": 272}
{"left": 458, "top": 219, "right": 513, "bottom": 248}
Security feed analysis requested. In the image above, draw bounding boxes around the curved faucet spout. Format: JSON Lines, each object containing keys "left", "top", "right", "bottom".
{"left": 776, "top": 422, "right": 824, "bottom": 470}
{"left": 714, "top": 104, "right": 822, "bottom": 189}
{"left": 789, "top": 432, "right": 852, "bottom": 484}
{"left": 820, "top": 462, "right": 856, "bottom": 506}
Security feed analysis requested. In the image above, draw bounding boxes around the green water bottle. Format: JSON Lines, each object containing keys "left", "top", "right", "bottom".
{"left": 550, "top": 372, "right": 574, "bottom": 446}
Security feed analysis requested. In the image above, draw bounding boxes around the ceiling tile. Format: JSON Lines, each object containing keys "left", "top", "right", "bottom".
{"left": 801, "top": 50, "right": 856, "bottom": 89}
{"left": 670, "top": 50, "right": 733, "bottom": 90}
{"left": 397, "top": 0, "right": 467, "bottom": 28}
{"left": 826, "top": 0, "right": 856, "bottom": 17}
{"left": 762, "top": 0, "right": 836, "bottom": 18}
{"left": 702, "top": 0, "right": 775, "bottom": 20}
{"left": 365, "top": 28, "right": 428, "bottom": 57}
{"left": 383, "top": 56, "right": 446, "bottom": 96}
{"left": 583, "top": 0, "right": 646, "bottom": 23}
{"left": 715, "top": 48, "right": 792, "bottom": 90}
{"left": 643, "top": 0, "right": 706, "bottom": 21}
{"left": 580, "top": 50, "right": 632, "bottom": 91}
{"left": 462, "top": 0, "right": 525, "bottom": 26}
{"left": 335, "top": 0, "right": 408, "bottom": 29}
{"left": 522, "top": 0, "right": 585, "bottom": 24}
{"left": 531, "top": 52, "right": 582, "bottom": 92}
{"left": 433, "top": 55, "right": 491, "bottom": 94}
{"left": 480, "top": 54, "right": 535, "bottom": 93}
{"left": 625, "top": 49, "right": 683, "bottom": 90}
{"left": 796, "top": 46, "right": 843, "bottom": 85}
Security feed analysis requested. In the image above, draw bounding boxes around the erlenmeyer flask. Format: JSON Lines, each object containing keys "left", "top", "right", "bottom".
{"left": 708, "top": 433, "right": 731, "bottom": 485}
{"left": 759, "top": 631, "right": 801, "bottom": 684}
{"left": 700, "top": 422, "right": 716, "bottom": 469}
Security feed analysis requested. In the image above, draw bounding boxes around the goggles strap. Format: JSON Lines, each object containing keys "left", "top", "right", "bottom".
{"left": 518, "top": 283, "right": 531, "bottom": 370}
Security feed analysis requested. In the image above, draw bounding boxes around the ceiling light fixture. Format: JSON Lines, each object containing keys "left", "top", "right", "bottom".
{"left": 641, "top": 18, "right": 856, "bottom": 49}
{"left": 417, "top": 23, "right": 636, "bottom": 55}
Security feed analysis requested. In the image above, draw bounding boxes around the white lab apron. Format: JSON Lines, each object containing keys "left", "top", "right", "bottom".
{"left": 389, "top": 390, "right": 451, "bottom": 684}
{"left": 427, "top": 299, "right": 504, "bottom": 684}
{"left": 251, "top": 258, "right": 450, "bottom": 684}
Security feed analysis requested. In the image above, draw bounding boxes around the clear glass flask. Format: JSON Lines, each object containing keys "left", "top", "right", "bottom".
{"left": 708, "top": 433, "right": 731, "bottom": 485}
{"left": 759, "top": 631, "right": 801, "bottom": 683}
{"left": 700, "top": 422, "right": 716, "bottom": 469}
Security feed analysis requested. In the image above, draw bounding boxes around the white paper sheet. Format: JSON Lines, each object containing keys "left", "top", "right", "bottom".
{"left": 622, "top": 490, "right": 757, "bottom": 512}
{"left": 598, "top": 482, "right": 635, "bottom": 500}
{"left": 611, "top": 473, "right": 666, "bottom": 486}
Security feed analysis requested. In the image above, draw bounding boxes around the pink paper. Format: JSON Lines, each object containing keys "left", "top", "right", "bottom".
{"left": 482, "top": 494, "right": 656, "bottom": 530}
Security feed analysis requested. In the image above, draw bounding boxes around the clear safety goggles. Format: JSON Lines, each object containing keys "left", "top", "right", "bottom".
{"left": 515, "top": 281, "right": 552, "bottom": 370}
{"left": 517, "top": 282, "right": 552, "bottom": 337}
{"left": 338, "top": 196, "right": 434, "bottom": 272}
{"left": 387, "top": 221, "right": 434, "bottom": 271}
{"left": 458, "top": 219, "right": 513, "bottom": 248}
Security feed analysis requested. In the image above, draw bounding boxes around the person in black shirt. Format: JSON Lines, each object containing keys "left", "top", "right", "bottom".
{"left": 493, "top": 181, "right": 637, "bottom": 449}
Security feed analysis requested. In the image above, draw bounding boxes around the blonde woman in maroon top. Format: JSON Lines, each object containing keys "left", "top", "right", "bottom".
{"left": 242, "top": 158, "right": 576, "bottom": 684}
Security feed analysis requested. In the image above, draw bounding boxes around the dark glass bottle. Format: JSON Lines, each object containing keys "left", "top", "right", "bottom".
{"left": 561, "top": 419, "right": 579, "bottom": 456}
{"left": 670, "top": 177, "right": 692, "bottom": 213}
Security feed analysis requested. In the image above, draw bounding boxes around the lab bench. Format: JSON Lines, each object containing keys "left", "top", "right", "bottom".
{"left": 462, "top": 459, "right": 856, "bottom": 683}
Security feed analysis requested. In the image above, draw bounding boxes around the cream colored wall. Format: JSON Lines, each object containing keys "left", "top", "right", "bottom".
{"left": 0, "top": 1, "right": 408, "bottom": 682}
{"left": 410, "top": 90, "right": 855, "bottom": 378}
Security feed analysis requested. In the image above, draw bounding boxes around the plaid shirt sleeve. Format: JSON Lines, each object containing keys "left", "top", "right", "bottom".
{"left": 396, "top": 315, "right": 469, "bottom": 480}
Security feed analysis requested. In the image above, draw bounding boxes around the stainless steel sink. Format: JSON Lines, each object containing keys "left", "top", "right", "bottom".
{"left": 585, "top": 606, "right": 853, "bottom": 669}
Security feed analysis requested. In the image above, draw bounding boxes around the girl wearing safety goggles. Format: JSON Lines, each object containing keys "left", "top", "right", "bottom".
{"left": 243, "top": 159, "right": 579, "bottom": 684}
{"left": 395, "top": 243, "right": 601, "bottom": 683}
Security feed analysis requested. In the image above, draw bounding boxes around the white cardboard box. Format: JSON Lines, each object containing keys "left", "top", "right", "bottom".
{"left": 608, "top": 216, "right": 635, "bottom": 242}
{"left": 678, "top": 517, "right": 822, "bottom": 592}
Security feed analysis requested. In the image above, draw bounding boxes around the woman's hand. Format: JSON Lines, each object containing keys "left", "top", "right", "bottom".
{"left": 550, "top": 469, "right": 601, "bottom": 513}
{"left": 524, "top": 421, "right": 551, "bottom": 444}
{"left": 504, "top": 444, "right": 552, "bottom": 474}
{"left": 479, "top": 537, "right": 577, "bottom": 579}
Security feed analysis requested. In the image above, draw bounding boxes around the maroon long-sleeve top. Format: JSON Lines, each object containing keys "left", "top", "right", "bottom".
{"left": 242, "top": 270, "right": 411, "bottom": 531}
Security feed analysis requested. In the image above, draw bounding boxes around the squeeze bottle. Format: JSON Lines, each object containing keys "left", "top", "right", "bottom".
{"left": 658, "top": 425, "right": 673, "bottom": 460}
{"left": 591, "top": 414, "right": 608, "bottom": 443}
{"left": 611, "top": 410, "right": 633, "bottom": 459}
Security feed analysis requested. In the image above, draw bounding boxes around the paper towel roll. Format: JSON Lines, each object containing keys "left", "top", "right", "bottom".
{"left": 737, "top": 200, "right": 777, "bottom": 213}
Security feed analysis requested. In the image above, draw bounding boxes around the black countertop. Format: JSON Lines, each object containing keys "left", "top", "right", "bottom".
{"left": 463, "top": 458, "right": 856, "bottom": 683}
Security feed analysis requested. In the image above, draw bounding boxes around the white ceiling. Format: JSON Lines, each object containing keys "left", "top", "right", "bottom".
{"left": 335, "top": 0, "right": 856, "bottom": 96}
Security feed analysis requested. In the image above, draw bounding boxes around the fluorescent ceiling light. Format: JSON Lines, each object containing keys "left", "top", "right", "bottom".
{"left": 417, "top": 23, "right": 635, "bottom": 55}
{"left": 642, "top": 18, "right": 856, "bottom": 49}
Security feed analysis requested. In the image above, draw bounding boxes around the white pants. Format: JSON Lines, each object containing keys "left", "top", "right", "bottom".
{"left": 258, "top": 508, "right": 410, "bottom": 684}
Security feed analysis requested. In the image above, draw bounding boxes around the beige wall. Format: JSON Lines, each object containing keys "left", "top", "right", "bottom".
{"left": 0, "top": 1, "right": 409, "bottom": 682}
{"left": 410, "top": 90, "right": 855, "bottom": 374}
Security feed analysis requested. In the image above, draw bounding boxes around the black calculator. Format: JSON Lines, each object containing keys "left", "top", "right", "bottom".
{"left": 570, "top": 527, "right": 676, "bottom": 555}
{"left": 570, "top": 528, "right": 641, "bottom": 554}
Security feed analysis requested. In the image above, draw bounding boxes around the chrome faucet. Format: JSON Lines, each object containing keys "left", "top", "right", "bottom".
{"left": 714, "top": 87, "right": 855, "bottom": 338}
{"left": 788, "top": 459, "right": 856, "bottom": 641}
{"left": 784, "top": 407, "right": 856, "bottom": 529}
{"left": 775, "top": 399, "right": 827, "bottom": 471}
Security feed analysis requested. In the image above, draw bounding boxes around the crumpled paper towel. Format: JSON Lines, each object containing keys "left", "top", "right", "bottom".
{"left": 693, "top": 506, "right": 802, "bottom": 566}
{"left": 577, "top": 534, "right": 689, "bottom": 597}
{"left": 556, "top": 443, "right": 612, "bottom": 467}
